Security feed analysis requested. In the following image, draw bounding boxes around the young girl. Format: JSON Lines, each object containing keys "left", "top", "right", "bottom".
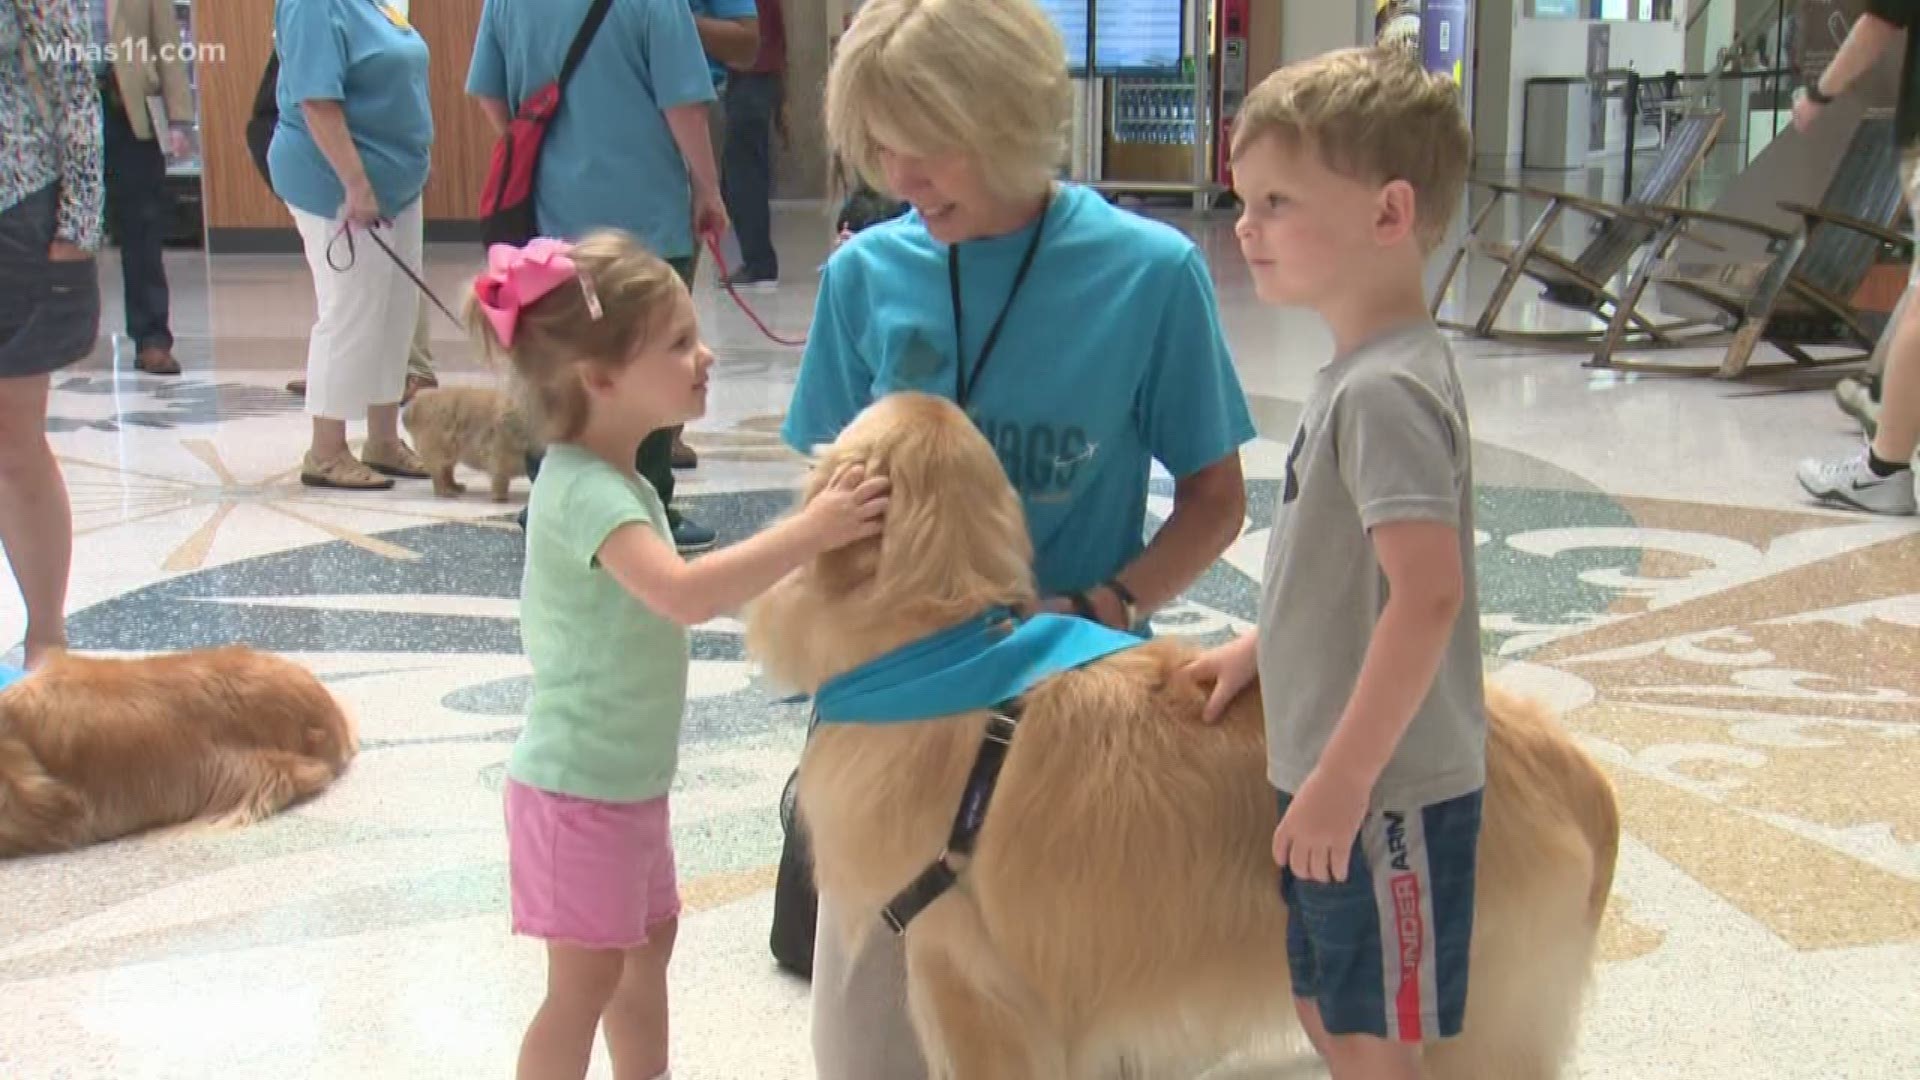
{"left": 469, "top": 231, "right": 889, "bottom": 1080}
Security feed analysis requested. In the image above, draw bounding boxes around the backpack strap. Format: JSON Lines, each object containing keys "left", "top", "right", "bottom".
{"left": 556, "top": 0, "right": 619, "bottom": 95}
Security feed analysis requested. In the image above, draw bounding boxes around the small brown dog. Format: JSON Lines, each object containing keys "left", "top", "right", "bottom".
{"left": 401, "top": 385, "right": 538, "bottom": 502}
{"left": 747, "top": 392, "right": 1620, "bottom": 1079}
{"left": 0, "top": 648, "right": 357, "bottom": 857}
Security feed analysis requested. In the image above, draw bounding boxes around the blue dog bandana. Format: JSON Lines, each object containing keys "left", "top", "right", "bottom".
{"left": 812, "top": 608, "right": 1144, "bottom": 724}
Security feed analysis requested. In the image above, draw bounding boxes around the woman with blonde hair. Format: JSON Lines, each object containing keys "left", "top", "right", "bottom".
{"left": 780, "top": 0, "right": 1255, "bottom": 1072}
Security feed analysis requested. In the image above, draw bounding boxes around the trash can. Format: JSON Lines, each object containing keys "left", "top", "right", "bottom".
{"left": 1523, "top": 76, "right": 1592, "bottom": 171}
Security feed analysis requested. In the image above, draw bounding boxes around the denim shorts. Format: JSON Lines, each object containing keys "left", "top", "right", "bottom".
{"left": 1276, "top": 786, "right": 1482, "bottom": 1043}
{"left": 0, "top": 184, "right": 100, "bottom": 379}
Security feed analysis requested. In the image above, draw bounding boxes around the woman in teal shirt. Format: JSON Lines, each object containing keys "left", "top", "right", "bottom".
{"left": 270, "top": 0, "right": 433, "bottom": 491}
{"left": 782, "top": 0, "right": 1255, "bottom": 1074}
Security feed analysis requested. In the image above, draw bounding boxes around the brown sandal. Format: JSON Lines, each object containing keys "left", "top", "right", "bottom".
{"left": 301, "top": 450, "right": 394, "bottom": 490}
{"left": 361, "top": 438, "right": 430, "bottom": 480}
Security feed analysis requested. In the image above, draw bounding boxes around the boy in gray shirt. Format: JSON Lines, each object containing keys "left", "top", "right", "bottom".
{"left": 1187, "top": 48, "right": 1483, "bottom": 1078}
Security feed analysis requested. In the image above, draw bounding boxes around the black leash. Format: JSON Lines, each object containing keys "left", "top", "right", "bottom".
{"left": 326, "top": 221, "right": 465, "bottom": 328}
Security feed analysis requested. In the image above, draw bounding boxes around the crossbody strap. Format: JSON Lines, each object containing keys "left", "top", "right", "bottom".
{"left": 556, "top": 0, "right": 619, "bottom": 95}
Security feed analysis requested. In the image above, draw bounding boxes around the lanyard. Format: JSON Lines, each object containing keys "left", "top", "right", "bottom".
{"left": 949, "top": 194, "right": 1051, "bottom": 408}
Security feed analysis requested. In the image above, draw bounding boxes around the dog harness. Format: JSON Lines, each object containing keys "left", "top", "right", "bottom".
{"left": 880, "top": 699, "right": 1022, "bottom": 934}
{"left": 811, "top": 607, "right": 1144, "bottom": 935}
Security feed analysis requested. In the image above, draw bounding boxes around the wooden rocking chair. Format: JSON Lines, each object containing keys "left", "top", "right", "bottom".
{"left": 1589, "top": 116, "right": 1910, "bottom": 378}
{"left": 1432, "top": 109, "right": 1726, "bottom": 347}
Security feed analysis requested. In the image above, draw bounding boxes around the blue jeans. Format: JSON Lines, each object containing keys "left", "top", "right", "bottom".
{"left": 1277, "top": 787, "right": 1482, "bottom": 1043}
{"left": 102, "top": 84, "right": 173, "bottom": 351}
{"left": 720, "top": 71, "right": 781, "bottom": 279}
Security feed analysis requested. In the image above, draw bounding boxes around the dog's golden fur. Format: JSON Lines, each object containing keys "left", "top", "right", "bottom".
{"left": 0, "top": 647, "right": 357, "bottom": 858}
{"left": 402, "top": 385, "right": 538, "bottom": 502}
{"left": 747, "top": 392, "right": 1620, "bottom": 1079}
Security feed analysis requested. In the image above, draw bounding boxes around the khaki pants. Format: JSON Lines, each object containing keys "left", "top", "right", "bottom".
{"left": 407, "top": 302, "right": 435, "bottom": 382}
{"left": 811, "top": 893, "right": 926, "bottom": 1079}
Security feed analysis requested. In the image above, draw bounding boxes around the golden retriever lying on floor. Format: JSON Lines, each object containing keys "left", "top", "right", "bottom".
{"left": 0, "top": 648, "right": 357, "bottom": 857}
{"left": 747, "top": 392, "right": 1619, "bottom": 1079}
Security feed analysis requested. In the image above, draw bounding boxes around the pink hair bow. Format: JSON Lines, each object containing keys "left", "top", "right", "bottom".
{"left": 473, "top": 238, "right": 586, "bottom": 347}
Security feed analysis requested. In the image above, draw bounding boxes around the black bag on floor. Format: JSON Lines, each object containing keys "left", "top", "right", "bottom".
{"left": 770, "top": 767, "right": 818, "bottom": 979}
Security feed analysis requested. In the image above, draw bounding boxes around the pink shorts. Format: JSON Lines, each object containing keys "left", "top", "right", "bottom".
{"left": 504, "top": 779, "right": 681, "bottom": 949}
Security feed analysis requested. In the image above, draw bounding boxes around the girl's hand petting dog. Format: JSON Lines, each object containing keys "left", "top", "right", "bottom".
{"left": 1182, "top": 632, "right": 1258, "bottom": 723}
{"left": 799, "top": 464, "right": 892, "bottom": 551}
{"left": 1273, "top": 766, "right": 1370, "bottom": 883}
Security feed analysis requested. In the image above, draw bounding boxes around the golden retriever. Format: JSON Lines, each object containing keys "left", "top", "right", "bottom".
{"left": 746, "top": 392, "right": 1619, "bottom": 1079}
{"left": 0, "top": 647, "right": 357, "bottom": 858}
{"left": 402, "top": 385, "right": 538, "bottom": 502}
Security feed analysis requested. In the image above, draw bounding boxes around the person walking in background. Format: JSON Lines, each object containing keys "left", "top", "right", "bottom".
{"left": 469, "top": 0, "right": 729, "bottom": 552}
{"left": 92, "top": 0, "right": 193, "bottom": 376}
{"left": 269, "top": 0, "right": 434, "bottom": 491}
{"left": 0, "top": 0, "right": 104, "bottom": 669}
{"left": 1792, "top": 2, "right": 1918, "bottom": 515}
{"left": 718, "top": 0, "right": 782, "bottom": 290}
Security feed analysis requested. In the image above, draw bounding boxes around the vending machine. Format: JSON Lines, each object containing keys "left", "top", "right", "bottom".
{"left": 1213, "top": 0, "right": 1248, "bottom": 186}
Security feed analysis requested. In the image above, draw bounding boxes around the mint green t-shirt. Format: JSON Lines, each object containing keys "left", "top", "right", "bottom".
{"left": 512, "top": 443, "right": 690, "bottom": 802}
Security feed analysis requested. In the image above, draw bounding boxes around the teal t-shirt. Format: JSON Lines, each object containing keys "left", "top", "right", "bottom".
{"left": 689, "top": 0, "right": 757, "bottom": 87}
{"left": 269, "top": 0, "right": 433, "bottom": 220}
{"left": 782, "top": 183, "right": 1256, "bottom": 597}
{"left": 513, "top": 443, "right": 690, "bottom": 802}
{"left": 467, "top": 0, "right": 715, "bottom": 259}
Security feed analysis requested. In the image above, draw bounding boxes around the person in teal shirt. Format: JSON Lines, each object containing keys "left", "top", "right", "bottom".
{"left": 783, "top": 0, "right": 1253, "bottom": 1075}
{"left": 269, "top": 0, "right": 431, "bottom": 224}
{"left": 785, "top": 181, "right": 1255, "bottom": 607}
{"left": 469, "top": 0, "right": 729, "bottom": 553}
{"left": 468, "top": 0, "right": 718, "bottom": 261}
{"left": 269, "top": 0, "right": 434, "bottom": 493}
{"left": 688, "top": 0, "right": 759, "bottom": 89}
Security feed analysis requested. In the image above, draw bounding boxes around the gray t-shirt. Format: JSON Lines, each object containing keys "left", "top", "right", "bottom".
{"left": 1257, "top": 322, "right": 1486, "bottom": 808}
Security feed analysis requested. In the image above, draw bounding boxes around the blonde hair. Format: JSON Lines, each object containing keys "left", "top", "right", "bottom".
{"left": 1232, "top": 47, "right": 1471, "bottom": 251}
{"left": 826, "top": 0, "right": 1071, "bottom": 201}
{"left": 465, "top": 231, "right": 684, "bottom": 442}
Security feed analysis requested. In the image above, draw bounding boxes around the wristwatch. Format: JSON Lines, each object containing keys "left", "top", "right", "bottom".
{"left": 1804, "top": 80, "right": 1837, "bottom": 106}
{"left": 1103, "top": 578, "right": 1140, "bottom": 630}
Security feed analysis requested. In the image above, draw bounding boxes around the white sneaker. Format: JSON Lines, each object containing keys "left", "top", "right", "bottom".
{"left": 1834, "top": 376, "right": 1880, "bottom": 436}
{"left": 1796, "top": 450, "right": 1917, "bottom": 515}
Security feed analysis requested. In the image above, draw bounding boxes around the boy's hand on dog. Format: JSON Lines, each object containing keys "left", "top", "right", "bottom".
{"left": 801, "top": 464, "right": 891, "bottom": 550}
{"left": 1182, "top": 633, "right": 1258, "bottom": 723}
{"left": 1273, "top": 767, "right": 1369, "bottom": 883}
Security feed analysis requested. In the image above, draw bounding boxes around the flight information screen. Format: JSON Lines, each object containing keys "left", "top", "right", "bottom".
{"left": 1038, "top": 0, "right": 1186, "bottom": 76}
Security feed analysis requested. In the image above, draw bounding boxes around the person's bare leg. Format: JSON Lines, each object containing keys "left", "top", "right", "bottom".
{"left": 1322, "top": 1034, "right": 1422, "bottom": 1080}
{"left": 1293, "top": 995, "right": 1335, "bottom": 1062}
{"left": 602, "top": 918, "right": 677, "bottom": 1080}
{"left": 517, "top": 944, "right": 624, "bottom": 1080}
{"left": 1295, "top": 997, "right": 1423, "bottom": 1080}
{"left": 1870, "top": 294, "right": 1920, "bottom": 467}
{"left": 367, "top": 402, "right": 401, "bottom": 446}
{"left": 0, "top": 374, "right": 70, "bottom": 667}
{"left": 311, "top": 416, "right": 350, "bottom": 460}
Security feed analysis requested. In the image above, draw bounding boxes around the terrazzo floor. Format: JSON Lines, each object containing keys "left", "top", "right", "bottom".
{"left": 1, "top": 193, "right": 1915, "bottom": 1079}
